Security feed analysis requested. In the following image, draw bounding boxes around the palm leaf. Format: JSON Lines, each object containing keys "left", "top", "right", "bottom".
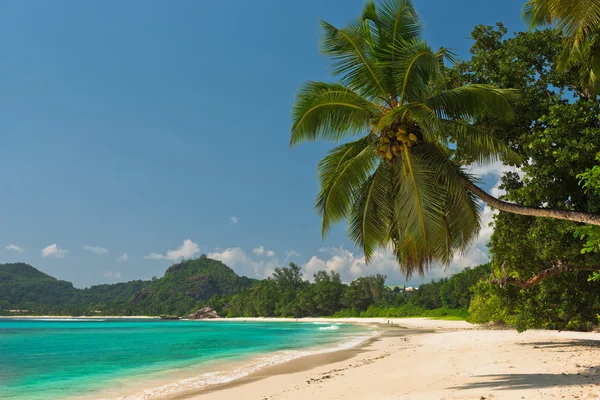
{"left": 412, "top": 143, "right": 482, "bottom": 256}
{"left": 291, "top": 82, "right": 379, "bottom": 145}
{"left": 394, "top": 40, "right": 444, "bottom": 104}
{"left": 316, "top": 137, "right": 379, "bottom": 236}
{"left": 375, "top": 0, "right": 421, "bottom": 62}
{"left": 393, "top": 146, "right": 446, "bottom": 257}
{"left": 425, "top": 84, "right": 519, "bottom": 122}
{"left": 348, "top": 162, "right": 393, "bottom": 261}
{"left": 442, "top": 119, "right": 521, "bottom": 164}
{"left": 320, "top": 20, "right": 388, "bottom": 100}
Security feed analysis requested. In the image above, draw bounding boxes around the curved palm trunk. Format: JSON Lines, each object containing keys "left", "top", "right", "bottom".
{"left": 460, "top": 177, "right": 600, "bottom": 226}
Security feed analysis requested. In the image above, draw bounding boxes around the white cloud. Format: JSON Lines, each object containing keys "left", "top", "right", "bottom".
{"left": 303, "top": 246, "right": 398, "bottom": 283}
{"left": 83, "top": 245, "right": 108, "bottom": 255}
{"left": 117, "top": 253, "right": 128, "bottom": 262}
{"left": 285, "top": 250, "right": 300, "bottom": 259}
{"left": 467, "top": 161, "right": 525, "bottom": 199}
{"left": 208, "top": 247, "right": 280, "bottom": 279}
{"left": 41, "top": 244, "right": 68, "bottom": 258}
{"left": 302, "top": 228, "right": 495, "bottom": 285}
{"left": 466, "top": 160, "right": 505, "bottom": 178}
{"left": 104, "top": 271, "right": 122, "bottom": 279}
{"left": 145, "top": 239, "right": 200, "bottom": 260}
{"left": 252, "top": 246, "right": 275, "bottom": 257}
{"left": 6, "top": 244, "right": 24, "bottom": 253}
{"left": 230, "top": 217, "right": 239, "bottom": 224}
{"left": 252, "top": 246, "right": 265, "bottom": 255}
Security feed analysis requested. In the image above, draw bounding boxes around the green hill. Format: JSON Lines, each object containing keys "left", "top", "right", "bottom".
{"left": 0, "top": 256, "right": 257, "bottom": 316}
{"left": 0, "top": 263, "right": 78, "bottom": 309}
{"left": 122, "top": 256, "right": 257, "bottom": 315}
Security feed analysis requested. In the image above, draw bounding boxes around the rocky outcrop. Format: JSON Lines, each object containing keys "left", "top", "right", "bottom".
{"left": 131, "top": 288, "right": 152, "bottom": 304}
{"left": 187, "top": 306, "right": 221, "bottom": 320}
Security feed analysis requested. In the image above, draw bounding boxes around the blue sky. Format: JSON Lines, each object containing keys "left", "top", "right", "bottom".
{"left": 0, "top": 0, "right": 526, "bottom": 288}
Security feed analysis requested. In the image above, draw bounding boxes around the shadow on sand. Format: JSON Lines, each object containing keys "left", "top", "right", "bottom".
{"left": 453, "top": 339, "right": 600, "bottom": 391}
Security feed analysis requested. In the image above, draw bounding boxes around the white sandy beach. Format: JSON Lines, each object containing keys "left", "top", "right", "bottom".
{"left": 182, "top": 318, "right": 600, "bottom": 400}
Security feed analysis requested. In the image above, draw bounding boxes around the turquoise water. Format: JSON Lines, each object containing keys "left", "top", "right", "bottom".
{"left": 0, "top": 319, "right": 370, "bottom": 399}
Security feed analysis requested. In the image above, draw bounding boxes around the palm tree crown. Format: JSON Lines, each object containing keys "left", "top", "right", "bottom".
{"left": 523, "top": 0, "right": 600, "bottom": 95}
{"left": 290, "top": 0, "right": 519, "bottom": 277}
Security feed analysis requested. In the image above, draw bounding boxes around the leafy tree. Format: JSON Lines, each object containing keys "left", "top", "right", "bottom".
{"left": 312, "top": 271, "right": 345, "bottom": 315}
{"left": 452, "top": 24, "right": 600, "bottom": 330}
{"left": 342, "top": 275, "right": 386, "bottom": 311}
{"left": 290, "top": 0, "right": 600, "bottom": 279}
{"left": 439, "top": 264, "right": 490, "bottom": 309}
{"left": 409, "top": 279, "right": 444, "bottom": 309}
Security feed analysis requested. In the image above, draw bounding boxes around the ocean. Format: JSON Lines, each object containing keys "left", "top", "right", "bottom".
{"left": 0, "top": 318, "right": 374, "bottom": 399}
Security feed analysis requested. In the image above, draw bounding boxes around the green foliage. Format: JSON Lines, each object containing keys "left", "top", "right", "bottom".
{"left": 0, "top": 263, "right": 79, "bottom": 314}
{"left": 291, "top": 0, "right": 518, "bottom": 278}
{"left": 575, "top": 155, "right": 600, "bottom": 257}
{"left": 0, "top": 259, "right": 491, "bottom": 321}
{"left": 125, "top": 256, "right": 257, "bottom": 316}
{"left": 0, "top": 257, "right": 256, "bottom": 316}
{"left": 439, "top": 264, "right": 491, "bottom": 309}
{"left": 453, "top": 24, "right": 600, "bottom": 331}
{"left": 332, "top": 305, "right": 469, "bottom": 320}
{"left": 469, "top": 273, "right": 600, "bottom": 332}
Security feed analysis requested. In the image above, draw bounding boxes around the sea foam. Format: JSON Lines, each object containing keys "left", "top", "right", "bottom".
{"left": 114, "top": 330, "right": 379, "bottom": 400}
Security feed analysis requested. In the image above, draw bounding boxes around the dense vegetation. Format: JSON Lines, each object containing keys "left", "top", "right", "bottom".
{"left": 0, "top": 259, "right": 488, "bottom": 320}
{"left": 0, "top": 257, "right": 255, "bottom": 316}
{"left": 287, "top": 0, "right": 600, "bottom": 332}
{"left": 444, "top": 24, "right": 600, "bottom": 332}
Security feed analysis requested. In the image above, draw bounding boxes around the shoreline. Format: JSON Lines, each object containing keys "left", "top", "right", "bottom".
{"left": 169, "top": 324, "right": 427, "bottom": 400}
{"left": 6, "top": 317, "right": 600, "bottom": 399}
{"left": 162, "top": 318, "right": 600, "bottom": 400}
{"left": 104, "top": 321, "right": 385, "bottom": 400}
{"left": 96, "top": 318, "right": 472, "bottom": 399}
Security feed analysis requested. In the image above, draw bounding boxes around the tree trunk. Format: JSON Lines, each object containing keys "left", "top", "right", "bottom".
{"left": 490, "top": 262, "right": 600, "bottom": 289}
{"left": 461, "top": 177, "right": 600, "bottom": 226}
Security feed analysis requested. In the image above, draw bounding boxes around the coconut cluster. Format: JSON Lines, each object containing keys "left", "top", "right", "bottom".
{"left": 375, "top": 127, "right": 418, "bottom": 163}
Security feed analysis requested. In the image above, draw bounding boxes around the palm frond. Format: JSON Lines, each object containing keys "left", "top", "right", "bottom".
{"left": 442, "top": 120, "right": 521, "bottom": 164}
{"left": 524, "top": 0, "right": 600, "bottom": 48}
{"left": 394, "top": 40, "right": 444, "bottom": 104}
{"left": 393, "top": 146, "right": 446, "bottom": 259}
{"left": 412, "top": 143, "right": 482, "bottom": 256}
{"left": 320, "top": 20, "right": 388, "bottom": 100}
{"left": 291, "top": 82, "right": 379, "bottom": 145}
{"left": 524, "top": 0, "right": 600, "bottom": 94}
{"left": 376, "top": 0, "right": 421, "bottom": 59}
{"left": 316, "top": 137, "right": 379, "bottom": 236}
{"left": 426, "top": 84, "right": 519, "bottom": 122}
{"left": 574, "top": 34, "right": 600, "bottom": 93}
{"left": 348, "top": 163, "right": 393, "bottom": 261}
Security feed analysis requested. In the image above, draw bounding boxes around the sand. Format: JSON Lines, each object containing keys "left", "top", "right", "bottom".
{"left": 179, "top": 318, "right": 600, "bottom": 400}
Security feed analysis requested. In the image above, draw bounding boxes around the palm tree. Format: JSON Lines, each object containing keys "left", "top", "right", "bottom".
{"left": 290, "top": 0, "right": 600, "bottom": 277}
{"left": 523, "top": 0, "right": 600, "bottom": 96}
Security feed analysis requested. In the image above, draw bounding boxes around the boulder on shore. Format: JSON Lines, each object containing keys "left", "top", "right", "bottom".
{"left": 187, "top": 307, "right": 221, "bottom": 320}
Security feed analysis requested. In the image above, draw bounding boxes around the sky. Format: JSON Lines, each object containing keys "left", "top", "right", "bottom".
{"left": 0, "top": 0, "right": 527, "bottom": 288}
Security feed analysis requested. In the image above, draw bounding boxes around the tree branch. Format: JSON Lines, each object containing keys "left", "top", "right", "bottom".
{"left": 490, "top": 261, "right": 600, "bottom": 289}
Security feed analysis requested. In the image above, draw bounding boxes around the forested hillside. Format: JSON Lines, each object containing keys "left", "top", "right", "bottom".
{"left": 0, "top": 256, "right": 256, "bottom": 315}
{"left": 0, "top": 258, "right": 490, "bottom": 321}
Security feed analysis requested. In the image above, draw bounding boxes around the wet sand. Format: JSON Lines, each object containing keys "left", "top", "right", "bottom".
{"left": 179, "top": 318, "right": 600, "bottom": 400}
